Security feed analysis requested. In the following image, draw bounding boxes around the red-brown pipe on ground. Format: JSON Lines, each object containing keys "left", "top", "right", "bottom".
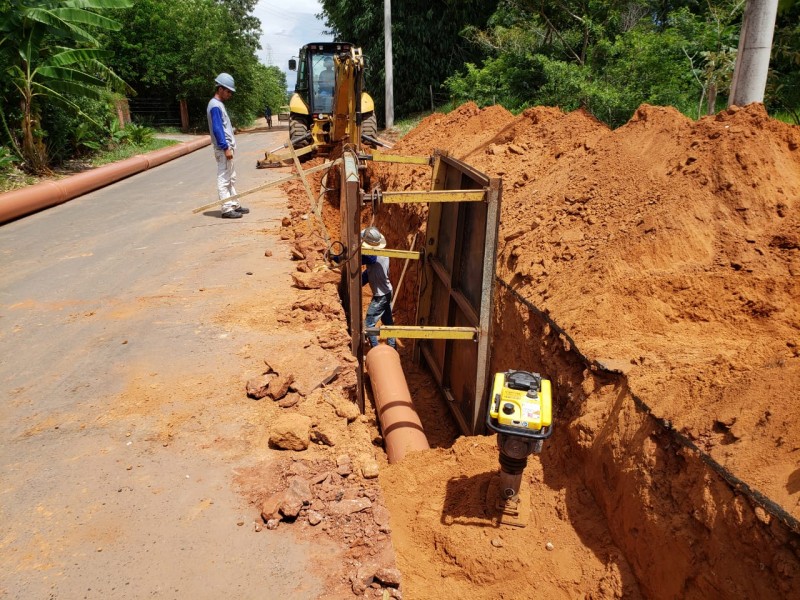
{"left": 365, "top": 344, "right": 430, "bottom": 463}
{"left": 0, "top": 136, "right": 211, "bottom": 224}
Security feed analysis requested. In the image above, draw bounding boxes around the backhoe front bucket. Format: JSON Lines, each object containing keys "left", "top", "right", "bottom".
{"left": 256, "top": 143, "right": 316, "bottom": 169}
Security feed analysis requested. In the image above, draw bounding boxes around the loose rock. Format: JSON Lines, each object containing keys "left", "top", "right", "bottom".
{"left": 246, "top": 374, "right": 274, "bottom": 399}
{"left": 269, "top": 414, "right": 312, "bottom": 451}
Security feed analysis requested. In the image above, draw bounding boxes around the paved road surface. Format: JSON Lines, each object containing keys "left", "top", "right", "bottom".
{"left": 0, "top": 126, "right": 335, "bottom": 599}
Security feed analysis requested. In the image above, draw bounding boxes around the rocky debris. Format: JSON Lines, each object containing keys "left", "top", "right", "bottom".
{"left": 246, "top": 373, "right": 274, "bottom": 399}
{"left": 269, "top": 414, "right": 311, "bottom": 451}
{"left": 375, "top": 567, "right": 402, "bottom": 587}
{"left": 336, "top": 454, "right": 353, "bottom": 477}
{"left": 246, "top": 361, "right": 295, "bottom": 401}
{"left": 260, "top": 476, "right": 313, "bottom": 521}
{"left": 329, "top": 497, "right": 372, "bottom": 516}
{"left": 351, "top": 563, "right": 402, "bottom": 595}
{"left": 291, "top": 296, "right": 343, "bottom": 317}
{"left": 291, "top": 269, "right": 340, "bottom": 290}
{"left": 280, "top": 476, "right": 313, "bottom": 518}
{"left": 277, "top": 392, "right": 301, "bottom": 408}
{"left": 257, "top": 456, "right": 400, "bottom": 596}
{"left": 324, "top": 390, "right": 360, "bottom": 422}
{"left": 267, "top": 372, "right": 294, "bottom": 400}
{"left": 371, "top": 505, "right": 391, "bottom": 533}
{"left": 290, "top": 235, "right": 327, "bottom": 272}
{"left": 360, "top": 456, "right": 380, "bottom": 479}
{"left": 266, "top": 345, "right": 342, "bottom": 397}
{"left": 317, "top": 327, "right": 350, "bottom": 349}
{"left": 310, "top": 425, "right": 338, "bottom": 446}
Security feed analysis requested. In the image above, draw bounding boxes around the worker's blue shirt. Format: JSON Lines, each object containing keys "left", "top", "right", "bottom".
{"left": 361, "top": 255, "right": 393, "bottom": 296}
{"left": 206, "top": 97, "right": 235, "bottom": 151}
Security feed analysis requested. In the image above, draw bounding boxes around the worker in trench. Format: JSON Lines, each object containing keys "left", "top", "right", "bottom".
{"left": 361, "top": 227, "right": 397, "bottom": 350}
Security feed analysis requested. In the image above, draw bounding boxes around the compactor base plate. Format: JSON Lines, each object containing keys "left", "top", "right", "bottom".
{"left": 486, "top": 475, "right": 531, "bottom": 527}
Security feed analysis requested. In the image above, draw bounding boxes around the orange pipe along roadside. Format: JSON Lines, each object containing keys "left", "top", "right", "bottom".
{"left": 365, "top": 344, "right": 430, "bottom": 463}
{"left": 0, "top": 136, "right": 211, "bottom": 224}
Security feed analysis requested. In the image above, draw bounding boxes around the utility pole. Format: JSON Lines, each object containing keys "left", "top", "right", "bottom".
{"left": 384, "top": 0, "right": 394, "bottom": 129}
{"left": 728, "top": 0, "right": 779, "bottom": 106}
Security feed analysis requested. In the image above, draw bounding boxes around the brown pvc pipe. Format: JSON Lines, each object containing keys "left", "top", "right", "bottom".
{"left": 0, "top": 136, "right": 211, "bottom": 224}
{"left": 365, "top": 344, "right": 430, "bottom": 463}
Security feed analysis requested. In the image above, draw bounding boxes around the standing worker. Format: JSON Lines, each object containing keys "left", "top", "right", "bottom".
{"left": 264, "top": 105, "right": 272, "bottom": 129}
{"left": 361, "top": 227, "right": 397, "bottom": 350}
{"left": 207, "top": 72, "right": 249, "bottom": 219}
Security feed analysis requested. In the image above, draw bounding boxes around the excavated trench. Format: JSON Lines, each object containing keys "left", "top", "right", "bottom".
{"left": 282, "top": 101, "right": 800, "bottom": 598}
{"left": 360, "top": 103, "right": 800, "bottom": 599}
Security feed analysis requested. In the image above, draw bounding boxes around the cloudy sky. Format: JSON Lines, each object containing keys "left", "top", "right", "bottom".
{"left": 253, "top": 0, "right": 333, "bottom": 91}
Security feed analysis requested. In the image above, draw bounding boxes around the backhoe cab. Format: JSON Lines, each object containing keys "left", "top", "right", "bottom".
{"left": 257, "top": 42, "right": 378, "bottom": 168}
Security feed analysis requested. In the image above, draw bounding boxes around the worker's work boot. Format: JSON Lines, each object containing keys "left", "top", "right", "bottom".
{"left": 221, "top": 210, "right": 243, "bottom": 219}
{"left": 235, "top": 206, "right": 250, "bottom": 214}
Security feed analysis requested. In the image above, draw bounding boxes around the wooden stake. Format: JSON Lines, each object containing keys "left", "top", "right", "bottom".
{"left": 392, "top": 232, "right": 418, "bottom": 310}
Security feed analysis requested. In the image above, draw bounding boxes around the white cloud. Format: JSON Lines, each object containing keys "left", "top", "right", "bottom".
{"left": 253, "top": 0, "right": 333, "bottom": 92}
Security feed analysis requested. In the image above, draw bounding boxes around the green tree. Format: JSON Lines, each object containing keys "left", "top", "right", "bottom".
{"left": 104, "top": 0, "right": 279, "bottom": 127}
{"left": 218, "top": 0, "right": 261, "bottom": 54}
{"left": 444, "top": 0, "right": 752, "bottom": 126}
{"left": 0, "top": 0, "right": 132, "bottom": 173}
{"left": 768, "top": 0, "right": 800, "bottom": 122}
{"left": 319, "top": 0, "right": 500, "bottom": 123}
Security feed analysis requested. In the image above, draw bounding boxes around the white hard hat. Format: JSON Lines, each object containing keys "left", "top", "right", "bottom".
{"left": 361, "top": 226, "right": 386, "bottom": 249}
{"left": 215, "top": 72, "right": 236, "bottom": 92}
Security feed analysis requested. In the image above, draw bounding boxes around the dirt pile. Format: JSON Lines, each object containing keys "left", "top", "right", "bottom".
{"left": 377, "top": 101, "right": 800, "bottom": 511}
{"left": 251, "top": 104, "right": 799, "bottom": 598}
{"left": 367, "top": 102, "right": 800, "bottom": 598}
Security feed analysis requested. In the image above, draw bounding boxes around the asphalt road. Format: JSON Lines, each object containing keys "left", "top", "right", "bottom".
{"left": 0, "top": 126, "right": 335, "bottom": 599}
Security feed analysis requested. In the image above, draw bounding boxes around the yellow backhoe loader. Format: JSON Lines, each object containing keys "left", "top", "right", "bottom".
{"left": 257, "top": 42, "right": 381, "bottom": 168}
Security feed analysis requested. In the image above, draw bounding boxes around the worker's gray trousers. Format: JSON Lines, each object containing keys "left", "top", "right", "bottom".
{"left": 213, "top": 147, "right": 239, "bottom": 214}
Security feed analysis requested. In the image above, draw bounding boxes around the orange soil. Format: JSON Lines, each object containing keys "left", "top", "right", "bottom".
{"left": 366, "top": 102, "right": 800, "bottom": 598}
{"left": 268, "top": 102, "right": 799, "bottom": 598}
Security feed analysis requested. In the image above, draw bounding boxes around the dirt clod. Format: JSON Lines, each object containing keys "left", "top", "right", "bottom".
{"left": 269, "top": 414, "right": 311, "bottom": 451}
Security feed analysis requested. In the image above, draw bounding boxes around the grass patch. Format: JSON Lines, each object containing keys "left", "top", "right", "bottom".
{"left": 390, "top": 115, "right": 429, "bottom": 138}
{"left": 770, "top": 111, "right": 799, "bottom": 125}
{"left": 0, "top": 138, "right": 183, "bottom": 194}
{"left": 383, "top": 101, "right": 490, "bottom": 141}
{"left": 0, "top": 167, "right": 38, "bottom": 194}
{"left": 91, "top": 138, "right": 179, "bottom": 166}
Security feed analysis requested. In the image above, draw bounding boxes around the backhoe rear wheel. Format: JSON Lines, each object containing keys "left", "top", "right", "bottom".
{"left": 361, "top": 111, "right": 378, "bottom": 143}
{"left": 289, "top": 115, "right": 311, "bottom": 148}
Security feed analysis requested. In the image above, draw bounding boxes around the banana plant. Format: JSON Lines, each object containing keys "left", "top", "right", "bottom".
{"left": 0, "top": 0, "right": 133, "bottom": 173}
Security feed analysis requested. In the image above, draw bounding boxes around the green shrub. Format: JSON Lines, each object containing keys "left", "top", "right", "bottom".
{"left": 125, "top": 123, "right": 155, "bottom": 146}
{"left": 0, "top": 146, "right": 18, "bottom": 172}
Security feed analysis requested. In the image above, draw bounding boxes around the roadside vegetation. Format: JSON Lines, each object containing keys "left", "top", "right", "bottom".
{"left": 0, "top": 0, "right": 285, "bottom": 180}
{"left": 0, "top": 134, "right": 179, "bottom": 194}
{"left": 1, "top": 0, "right": 797, "bottom": 188}
{"left": 321, "top": 0, "right": 799, "bottom": 128}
